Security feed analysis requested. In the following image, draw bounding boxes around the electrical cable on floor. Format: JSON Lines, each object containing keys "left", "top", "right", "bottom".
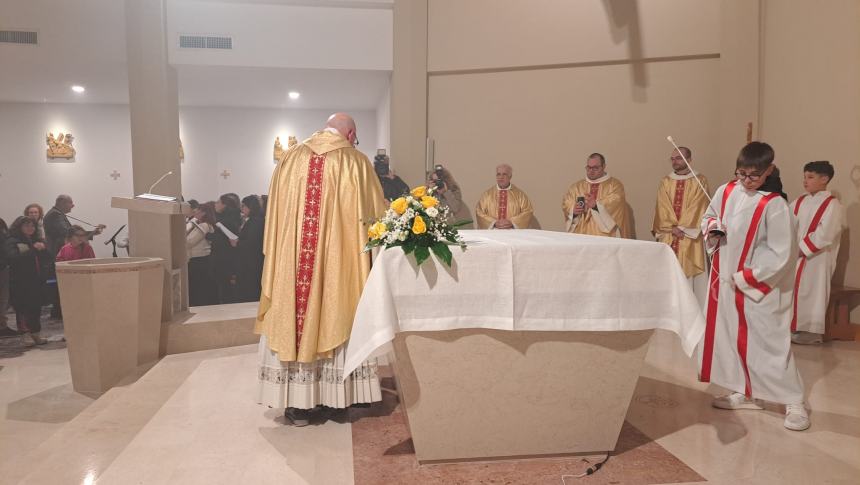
{"left": 560, "top": 454, "right": 610, "bottom": 483}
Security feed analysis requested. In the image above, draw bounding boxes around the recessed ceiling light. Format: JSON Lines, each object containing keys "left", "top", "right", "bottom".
{"left": 288, "top": 91, "right": 300, "bottom": 100}
{"left": 71, "top": 85, "right": 86, "bottom": 94}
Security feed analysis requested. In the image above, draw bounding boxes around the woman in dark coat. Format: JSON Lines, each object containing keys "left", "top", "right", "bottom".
{"left": 234, "top": 195, "right": 266, "bottom": 302}
{"left": 5, "top": 216, "right": 48, "bottom": 345}
{"left": 209, "top": 194, "right": 242, "bottom": 304}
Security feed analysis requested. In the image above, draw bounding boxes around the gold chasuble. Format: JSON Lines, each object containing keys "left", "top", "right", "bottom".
{"left": 562, "top": 175, "right": 631, "bottom": 238}
{"left": 652, "top": 172, "right": 710, "bottom": 277}
{"left": 255, "top": 130, "right": 387, "bottom": 363}
{"left": 475, "top": 184, "right": 534, "bottom": 229}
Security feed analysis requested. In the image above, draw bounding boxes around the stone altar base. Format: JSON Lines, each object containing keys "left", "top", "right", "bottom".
{"left": 391, "top": 329, "right": 654, "bottom": 463}
{"left": 56, "top": 257, "right": 164, "bottom": 398}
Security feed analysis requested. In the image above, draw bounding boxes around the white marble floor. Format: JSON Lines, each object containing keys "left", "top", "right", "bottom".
{"left": 0, "top": 330, "right": 858, "bottom": 484}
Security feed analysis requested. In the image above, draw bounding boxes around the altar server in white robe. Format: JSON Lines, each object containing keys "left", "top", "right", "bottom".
{"left": 790, "top": 161, "right": 846, "bottom": 345}
{"left": 699, "top": 142, "right": 809, "bottom": 431}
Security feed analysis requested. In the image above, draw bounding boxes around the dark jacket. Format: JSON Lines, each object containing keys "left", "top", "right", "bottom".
{"left": 43, "top": 207, "right": 71, "bottom": 258}
{"left": 208, "top": 208, "right": 241, "bottom": 276}
{"left": 5, "top": 234, "right": 48, "bottom": 309}
{"left": 236, "top": 215, "right": 265, "bottom": 302}
{"left": 0, "top": 223, "right": 8, "bottom": 271}
{"left": 379, "top": 174, "right": 410, "bottom": 202}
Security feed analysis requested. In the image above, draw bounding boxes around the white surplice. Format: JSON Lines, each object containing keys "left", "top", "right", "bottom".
{"left": 256, "top": 336, "right": 381, "bottom": 410}
{"left": 791, "top": 191, "right": 846, "bottom": 334}
{"left": 698, "top": 181, "right": 804, "bottom": 404}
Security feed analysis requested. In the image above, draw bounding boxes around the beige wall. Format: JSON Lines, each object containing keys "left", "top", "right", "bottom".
{"left": 428, "top": 60, "right": 720, "bottom": 233}
{"left": 419, "top": 0, "right": 723, "bottom": 235}
{"left": 759, "top": 0, "right": 860, "bottom": 317}
{"left": 392, "top": 0, "right": 859, "bottom": 317}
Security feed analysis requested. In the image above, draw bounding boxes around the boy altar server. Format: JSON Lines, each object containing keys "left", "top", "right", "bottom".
{"left": 790, "top": 161, "right": 846, "bottom": 344}
{"left": 700, "top": 142, "right": 809, "bottom": 431}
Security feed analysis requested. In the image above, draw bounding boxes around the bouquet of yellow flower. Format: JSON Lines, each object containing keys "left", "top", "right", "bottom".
{"left": 364, "top": 185, "right": 469, "bottom": 266}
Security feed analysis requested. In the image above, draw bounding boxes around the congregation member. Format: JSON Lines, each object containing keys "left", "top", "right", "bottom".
{"left": 475, "top": 164, "right": 534, "bottom": 230}
{"left": 210, "top": 193, "right": 242, "bottom": 304}
{"left": 55, "top": 226, "right": 96, "bottom": 262}
{"left": 374, "top": 153, "right": 409, "bottom": 202}
{"left": 5, "top": 216, "right": 48, "bottom": 345}
{"left": 428, "top": 165, "right": 472, "bottom": 228}
{"left": 234, "top": 195, "right": 266, "bottom": 303}
{"left": 700, "top": 141, "right": 809, "bottom": 431}
{"left": 186, "top": 202, "right": 218, "bottom": 306}
{"left": 0, "top": 218, "right": 15, "bottom": 337}
{"left": 790, "top": 161, "right": 846, "bottom": 345}
{"left": 255, "top": 113, "right": 387, "bottom": 426}
{"left": 24, "top": 203, "right": 46, "bottom": 240}
{"left": 43, "top": 195, "right": 103, "bottom": 318}
{"left": 652, "top": 147, "right": 711, "bottom": 296}
{"left": 562, "top": 153, "right": 631, "bottom": 238}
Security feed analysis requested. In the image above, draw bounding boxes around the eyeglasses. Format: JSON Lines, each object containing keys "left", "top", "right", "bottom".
{"left": 735, "top": 171, "right": 763, "bottom": 181}
{"left": 670, "top": 156, "right": 684, "bottom": 162}
{"left": 585, "top": 165, "right": 603, "bottom": 171}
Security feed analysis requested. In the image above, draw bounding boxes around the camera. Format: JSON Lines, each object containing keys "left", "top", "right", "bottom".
{"left": 575, "top": 196, "right": 585, "bottom": 208}
{"left": 433, "top": 164, "right": 445, "bottom": 189}
{"left": 373, "top": 149, "right": 390, "bottom": 177}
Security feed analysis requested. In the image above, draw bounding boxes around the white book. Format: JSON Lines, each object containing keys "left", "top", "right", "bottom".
{"left": 216, "top": 222, "right": 239, "bottom": 241}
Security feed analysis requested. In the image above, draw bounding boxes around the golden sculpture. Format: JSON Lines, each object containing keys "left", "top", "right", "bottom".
{"left": 179, "top": 139, "right": 185, "bottom": 161}
{"left": 273, "top": 136, "right": 284, "bottom": 161}
{"left": 288, "top": 135, "right": 298, "bottom": 148}
{"left": 46, "top": 132, "right": 76, "bottom": 159}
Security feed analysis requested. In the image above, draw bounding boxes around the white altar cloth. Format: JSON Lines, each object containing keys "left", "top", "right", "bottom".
{"left": 344, "top": 230, "right": 705, "bottom": 376}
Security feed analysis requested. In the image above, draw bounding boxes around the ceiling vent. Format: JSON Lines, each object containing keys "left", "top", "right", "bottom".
{"left": 179, "top": 34, "right": 232, "bottom": 50}
{"left": 0, "top": 30, "right": 38, "bottom": 45}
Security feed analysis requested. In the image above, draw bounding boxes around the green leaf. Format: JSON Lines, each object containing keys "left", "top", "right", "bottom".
{"left": 451, "top": 219, "right": 473, "bottom": 228}
{"left": 431, "top": 242, "right": 453, "bottom": 266}
{"left": 414, "top": 245, "right": 431, "bottom": 266}
{"left": 402, "top": 237, "right": 417, "bottom": 255}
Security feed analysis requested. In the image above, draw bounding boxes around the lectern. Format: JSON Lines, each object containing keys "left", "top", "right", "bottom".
{"left": 111, "top": 196, "right": 191, "bottom": 355}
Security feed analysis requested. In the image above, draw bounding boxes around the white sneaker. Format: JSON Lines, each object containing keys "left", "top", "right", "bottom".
{"left": 791, "top": 332, "right": 823, "bottom": 345}
{"left": 784, "top": 404, "right": 810, "bottom": 431}
{"left": 712, "top": 392, "right": 764, "bottom": 410}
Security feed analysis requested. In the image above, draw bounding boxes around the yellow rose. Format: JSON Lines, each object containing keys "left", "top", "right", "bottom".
{"left": 412, "top": 215, "right": 427, "bottom": 234}
{"left": 368, "top": 221, "right": 387, "bottom": 239}
{"left": 390, "top": 197, "right": 408, "bottom": 215}
{"left": 411, "top": 186, "right": 427, "bottom": 198}
{"left": 420, "top": 196, "right": 438, "bottom": 208}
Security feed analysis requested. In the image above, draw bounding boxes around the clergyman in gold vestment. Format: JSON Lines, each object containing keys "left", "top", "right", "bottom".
{"left": 475, "top": 164, "right": 535, "bottom": 229}
{"left": 562, "top": 153, "right": 631, "bottom": 238}
{"left": 255, "top": 113, "right": 387, "bottom": 425}
{"left": 651, "top": 146, "right": 710, "bottom": 282}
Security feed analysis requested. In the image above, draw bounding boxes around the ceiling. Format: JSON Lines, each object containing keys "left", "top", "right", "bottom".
{"left": 0, "top": 0, "right": 391, "bottom": 110}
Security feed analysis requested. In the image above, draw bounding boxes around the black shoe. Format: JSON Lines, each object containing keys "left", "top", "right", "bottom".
{"left": 285, "top": 407, "right": 311, "bottom": 426}
{"left": 0, "top": 327, "right": 19, "bottom": 338}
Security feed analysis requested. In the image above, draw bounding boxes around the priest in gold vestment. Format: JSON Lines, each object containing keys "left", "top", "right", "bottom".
{"left": 475, "top": 164, "right": 534, "bottom": 229}
{"left": 562, "top": 153, "right": 631, "bottom": 238}
{"left": 651, "top": 147, "right": 710, "bottom": 287}
{"left": 255, "top": 113, "right": 387, "bottom": 426}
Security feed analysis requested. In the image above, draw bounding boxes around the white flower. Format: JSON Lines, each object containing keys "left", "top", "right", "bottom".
{"left": 398, "top": 231, "right": 408, "bottom": 241}
{"left": 426, "top": 207, "right": 439, "bottom": 217}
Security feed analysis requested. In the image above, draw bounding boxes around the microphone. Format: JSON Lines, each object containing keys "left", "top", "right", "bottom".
{"left": 148, "top": 171, "right": 173, "bottom": 194}
{"left": 136, "top": 171, "right": 177, "bottom": 201}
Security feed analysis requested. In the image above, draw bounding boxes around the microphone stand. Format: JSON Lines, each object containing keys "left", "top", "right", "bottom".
{"left": 105, "top": 224, "right": 126, "bottom": 258}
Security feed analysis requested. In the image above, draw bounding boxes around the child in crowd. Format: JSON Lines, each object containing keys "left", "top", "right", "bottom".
{"left": 55, "top": 225, "right": 95, "bottom": 262}
{"left": 790, "top": 161, "right": 846, "bottom": 344}
{"left": 699, "top": 142, "right": 809, "bottom": 431}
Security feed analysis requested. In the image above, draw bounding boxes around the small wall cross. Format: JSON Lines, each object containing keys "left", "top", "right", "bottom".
{"left": 110, "top": 170, "right": 121, "bottom": 180}
{"left": 220, "top": 169, "right": 231, "bottom": 180}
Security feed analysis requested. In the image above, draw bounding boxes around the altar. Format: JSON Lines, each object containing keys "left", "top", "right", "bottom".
{"left": 345, "top": 230, "right": 705, "bottom": 463}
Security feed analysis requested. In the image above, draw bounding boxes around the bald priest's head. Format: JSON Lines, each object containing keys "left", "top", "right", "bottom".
{"left": 326, "top": 113, "right": 359, "bottom": 147}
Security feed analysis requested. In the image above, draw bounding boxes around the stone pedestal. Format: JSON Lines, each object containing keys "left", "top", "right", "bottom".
{"left": 392, "top": 329, "right": 654, "bottom": 463}
{"left": 56, "top": 257, "right": 164, "bottom": 398}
